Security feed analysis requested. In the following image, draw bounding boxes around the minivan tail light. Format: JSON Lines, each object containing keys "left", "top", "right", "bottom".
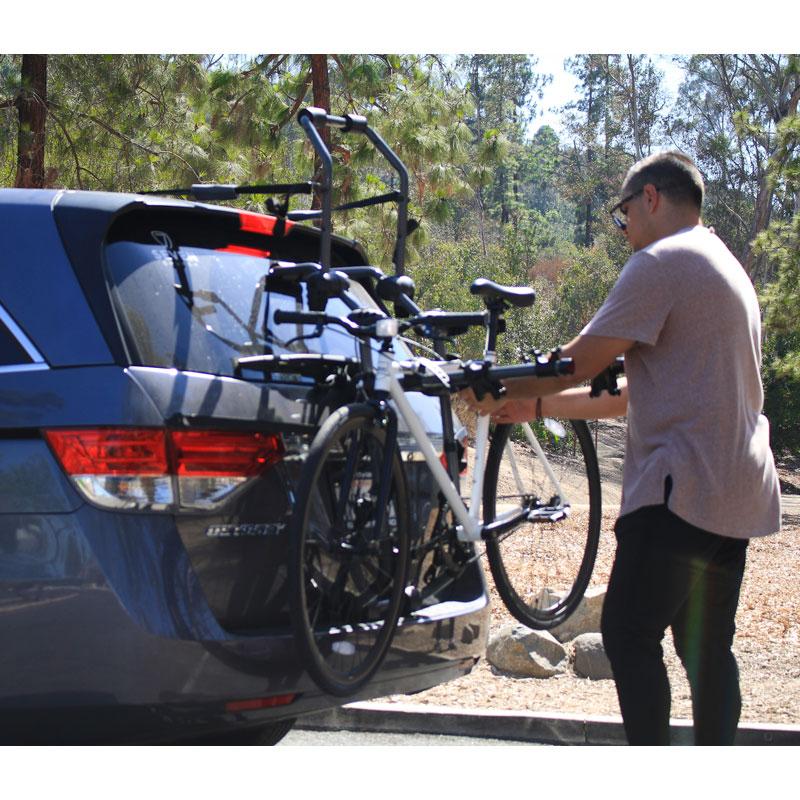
{"left": 45, "top": 428, "right": 169, "bottom": 475}
{"left": 44, "top": 428, "right": 284, "bottom": 512}
{"left": 170, "top": 430, "right": 285, "bottom": 477}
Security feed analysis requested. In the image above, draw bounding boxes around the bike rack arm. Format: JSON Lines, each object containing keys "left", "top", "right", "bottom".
{"left": 363, "top": 126, "right": 409, "bottom": 277}
{"left": 298, "top": 108, "right": 334, "bottom": 270}
{"left": 297, "top": 106, "right": 411, "bottom": 276}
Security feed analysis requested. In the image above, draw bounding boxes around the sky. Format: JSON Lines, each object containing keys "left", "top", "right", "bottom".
{"left": 532, "top": 54, "right": 686, "bottom": 138}
{"left": 5, "top": 0, "right": 795, "bottom": 55}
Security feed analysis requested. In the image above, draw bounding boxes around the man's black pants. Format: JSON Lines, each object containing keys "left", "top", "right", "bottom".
{"left": 600, "top": 504, "right": 749, "bottom": 746}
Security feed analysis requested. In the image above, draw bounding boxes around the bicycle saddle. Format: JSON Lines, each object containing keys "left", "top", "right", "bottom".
{"left": 470, "top": 278, "right": 536, "bottom": 308}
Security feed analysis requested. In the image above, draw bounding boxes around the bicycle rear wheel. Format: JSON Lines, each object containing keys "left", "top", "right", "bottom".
{"left": 288, "top": 403, "right": 409, "bottom": 696}
{"left": 483, "top": 419, "right": 601, "bottom": 629}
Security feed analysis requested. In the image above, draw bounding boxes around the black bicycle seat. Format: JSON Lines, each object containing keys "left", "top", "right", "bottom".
{"left": 470, "top": 278, "right": 536, "bottom": 308}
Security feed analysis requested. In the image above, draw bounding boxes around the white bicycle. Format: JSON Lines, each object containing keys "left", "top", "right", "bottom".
{"left": 261, "top": 276, "right": 601, "bottom": 696}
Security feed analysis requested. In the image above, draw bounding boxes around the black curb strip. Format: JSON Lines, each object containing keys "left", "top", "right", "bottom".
{"left": 296, "top": 701, "right": 800, "bottom": 746}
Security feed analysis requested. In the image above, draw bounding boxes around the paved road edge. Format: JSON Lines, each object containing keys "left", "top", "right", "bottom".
{"left": 296, "top": 701, "right": 800, "bottom": 745}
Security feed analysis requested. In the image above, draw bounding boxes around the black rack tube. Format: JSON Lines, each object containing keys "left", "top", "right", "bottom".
{"left": 298, "top": 114, "right": 333, "bottom": 269}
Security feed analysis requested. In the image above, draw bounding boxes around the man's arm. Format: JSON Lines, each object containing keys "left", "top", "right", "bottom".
{"left": 463, "top": 333, "right": 634, "bottom": 416}
{"left": 491, "top": 380, "right": 628, "bottom": 424}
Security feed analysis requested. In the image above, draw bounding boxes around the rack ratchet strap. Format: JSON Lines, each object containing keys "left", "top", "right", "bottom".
{"left": 287, "top": 190, "right": 405, "bottom": 220}
{"left": 138, "top": 182, "right": 317, "bottom": 201}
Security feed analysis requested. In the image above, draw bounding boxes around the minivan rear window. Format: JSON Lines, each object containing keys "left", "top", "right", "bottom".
{"left": 105, "top": 237, "right": 372, "bottom": 379}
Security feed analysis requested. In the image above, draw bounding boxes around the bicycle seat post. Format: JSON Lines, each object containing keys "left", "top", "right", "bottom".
{"left": 482, "top": 299, "right": 506, "bottom": 366}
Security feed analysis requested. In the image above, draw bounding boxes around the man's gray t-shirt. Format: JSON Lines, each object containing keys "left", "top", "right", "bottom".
{"left": 582, "top": 225, "right": 780, "bottom": 538}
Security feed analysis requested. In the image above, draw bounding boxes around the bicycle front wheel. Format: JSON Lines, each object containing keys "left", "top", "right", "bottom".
{"left": 288, "top": 403, "right": 410, "bottom": 696}
{"left": 483, "top": 419, "right": 601, "bottom": 629}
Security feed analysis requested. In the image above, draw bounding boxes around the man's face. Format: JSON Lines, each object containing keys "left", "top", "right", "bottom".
{"left": 615, "top": 184, "right": 652, "bottom": 252}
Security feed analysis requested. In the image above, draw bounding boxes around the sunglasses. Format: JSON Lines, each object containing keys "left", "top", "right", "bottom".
{"left": 609, "top": 188, "right": 645, "bottom": 231}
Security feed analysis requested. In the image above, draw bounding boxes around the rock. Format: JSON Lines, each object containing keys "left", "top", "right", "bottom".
{"left": 487, "top": 624, "right": 567, "bottom": 678}
{"left": 549, "top": 585, "right": 608, "bottom": 643}
{"left": 573, "top": 632, "right": 614, "bottom": 680}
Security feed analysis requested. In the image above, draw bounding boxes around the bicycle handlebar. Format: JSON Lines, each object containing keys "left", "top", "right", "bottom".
{"left": 273, "top": 308, "right": 488, "bottom": 340}
{"left": 273, "top": 309, "right": 347, "bottom": 328}
{"left": 272, "top": 308, "right": 573, "bottom": 399}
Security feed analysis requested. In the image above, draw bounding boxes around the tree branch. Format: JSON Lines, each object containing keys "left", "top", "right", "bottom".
{"left": 280, "top": 71, "right": 312, "bottom": 124}
{"left": 241, "top": 54, "right": 289, "bottom": 79}
{"left": 48, "top": 98, "right": 202, "bottom": 180}
{"left": 787, "top": 83, "right": 800, "bottom": 117}
{"left": 735, "top": 55, "right": 782, "bottom": 122}
{"left": 230, "top": 86, "right": 257, "bottom": 115}
{"left": 47, "top": 107, "right": 84, "bottom": 189}
{"left": 331, "top": 55, "right": 358, "bottom": 110}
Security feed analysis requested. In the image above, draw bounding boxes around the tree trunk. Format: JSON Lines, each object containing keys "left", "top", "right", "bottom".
{"left": 585, "top": 82, "right": 594, "bottom": 246}
{"left": 627, "top": 55, "right": 643, "bottom": 160}
{"left": 15, "top": 54, "right": 48, "bottom": 188}
{"left": 310, "top": 55, "right": 331, "bottom": 212}
{"left": 743, "top": 175, "right": 774, "bottom": 282}
{"left": 500, "top": 165, "right": 510, "bottom": 224}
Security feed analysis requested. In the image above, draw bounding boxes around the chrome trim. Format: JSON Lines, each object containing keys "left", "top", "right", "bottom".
{"left": 0, "top": 303, "right": 48, "bottom": 367}
{"left": 0, "top": 363, "right": 49, "bottom": 374}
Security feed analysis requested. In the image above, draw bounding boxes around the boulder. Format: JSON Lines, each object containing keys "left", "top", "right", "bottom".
{"left": 573, "top": 632, "right": 614, "bottom": 680}
{"left": 487, "top": 624, "right": 567, "bottom": 678}
{"left": 549, "top": 585, "right": 608, "bottom": 643}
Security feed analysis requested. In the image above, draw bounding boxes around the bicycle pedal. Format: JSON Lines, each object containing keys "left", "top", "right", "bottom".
{"left": 527, "top": 507, "right": 569, "bottom": 523}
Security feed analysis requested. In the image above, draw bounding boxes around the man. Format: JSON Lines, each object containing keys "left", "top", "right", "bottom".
{"left": 464, "top": 151, "right": 781, "bottom": 745}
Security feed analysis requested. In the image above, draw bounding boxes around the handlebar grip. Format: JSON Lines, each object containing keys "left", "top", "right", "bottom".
{"left": 273, "top": 309, "right": 328, "bottom": 326}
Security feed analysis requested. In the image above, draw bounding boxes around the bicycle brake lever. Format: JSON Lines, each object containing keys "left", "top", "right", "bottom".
{"left": 589, "top": 357, "right": 625, "bottom": 397}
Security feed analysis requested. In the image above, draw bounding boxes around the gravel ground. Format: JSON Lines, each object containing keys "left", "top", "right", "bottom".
{"left": 377, "top": 429, "right": 800, "bottom": 727}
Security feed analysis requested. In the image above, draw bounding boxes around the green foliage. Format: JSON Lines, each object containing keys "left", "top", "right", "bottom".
{"left": 550, "top": 241, "right": 621, "bottom": 343}
{"left": 2, "top": 53, "right": 797, "bottom": 452}
{"left": 754, "top": 110, "right": 800, "bottom": 454}
{"left": 670, "top": 54, "right": 800, "bottom": 278}
{"left": 762, "top": 332, "right": 800, "bottom": 455}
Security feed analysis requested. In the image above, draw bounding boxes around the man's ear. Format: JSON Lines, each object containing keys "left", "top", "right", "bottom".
{"left": 643, "top": 182, "right": 660, "bottom": 211}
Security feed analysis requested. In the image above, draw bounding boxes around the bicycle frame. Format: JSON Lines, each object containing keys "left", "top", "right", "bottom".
{"left": 373, "top": 329, "right": 570, "bottom": 543}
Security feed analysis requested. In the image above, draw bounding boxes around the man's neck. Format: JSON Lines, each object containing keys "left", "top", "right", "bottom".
{"left": 641, "top": 213, "right": 702, "bottom": 249}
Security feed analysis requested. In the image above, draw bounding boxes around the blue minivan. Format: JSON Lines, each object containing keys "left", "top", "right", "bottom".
{"left": 0, "top": 188, "right": 489, "bottom": 744}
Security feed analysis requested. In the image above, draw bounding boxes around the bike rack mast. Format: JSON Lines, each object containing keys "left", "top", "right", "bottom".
{"left": 297, "top": 107, "right": 410, "bottom": 276}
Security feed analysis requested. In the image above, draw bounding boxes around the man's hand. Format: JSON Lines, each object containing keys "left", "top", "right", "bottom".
{"left": 459, "top": 387, "right": 508, "bottom": 417}
{"left": 490, "top": 398, "right": 539, "bottom": 424}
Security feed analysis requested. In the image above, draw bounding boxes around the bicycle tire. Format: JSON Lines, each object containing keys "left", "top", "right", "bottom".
{"left": 483, "top": 419, "right": 601, "bottom": 629}
{"left": 288, "top": 403, "right": 410, "bottom": 696}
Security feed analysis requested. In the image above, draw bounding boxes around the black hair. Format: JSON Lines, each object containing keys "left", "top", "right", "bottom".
{"left": 622, "top": 151, "right": 704, "bottom": 210}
